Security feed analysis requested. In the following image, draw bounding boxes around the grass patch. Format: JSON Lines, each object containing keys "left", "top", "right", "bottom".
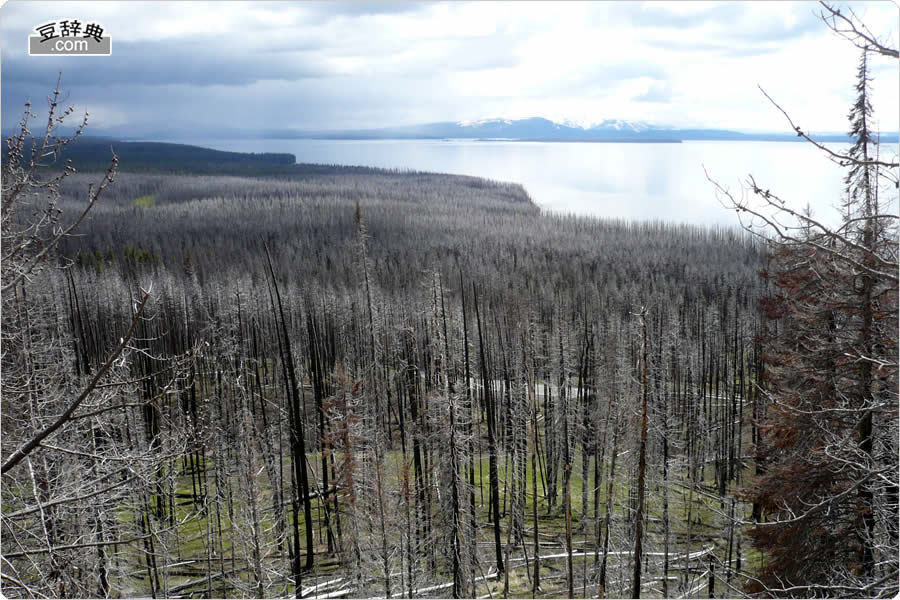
{"left": 135, "top": 194, "right": 156, "bottom": 207}
{"left": 83, "top": 387, "right": 760, "bottom": 598}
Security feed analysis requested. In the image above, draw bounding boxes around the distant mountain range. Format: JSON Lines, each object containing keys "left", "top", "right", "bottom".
{"left": 253, "top": 117, "right": 872, "bottom": 143}
{"left": 295, "top": 117, "right": 673, "bottom": 141}
{"left": 7, "top": 117, "right": 894, "bottom": 144}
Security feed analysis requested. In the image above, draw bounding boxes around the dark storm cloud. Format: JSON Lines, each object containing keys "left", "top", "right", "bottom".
{"left": 3, "top": 38, "right": 330, "bottom": 87}
{"left": 0, "top": 4, "right": 523, "bottom": 136}
{"left": 1, "top": 64, "right": 473, "bottom": 137}
{"left": 1, "top": 1, "right": 520, "bottom": 106}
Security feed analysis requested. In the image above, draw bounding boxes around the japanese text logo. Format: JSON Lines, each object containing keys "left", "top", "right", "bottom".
{"left": 28, "top": 20, "right": 111, "bottom": 55}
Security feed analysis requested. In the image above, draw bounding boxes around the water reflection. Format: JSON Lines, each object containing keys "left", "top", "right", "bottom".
{"left": 183, "top": 138, "right": 898, "bottom": 227}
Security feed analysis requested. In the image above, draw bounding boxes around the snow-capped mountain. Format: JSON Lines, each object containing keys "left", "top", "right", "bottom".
{"left": 455, "top": 118, "right": 514, "bottom": 127}
{"left": 258, "top": 117, "right": 858, "bottom": 143}
{"left": 439, "top": 117, "right": 667, "bottom": 139}
{"left": 445, "top": 117, "right": 670, "bottom": 138}
{"left": 590, "top": 119, "right": 655, "bottom": 133}
{"left": 454, "top": 117, "right": 655, "bottom": 131}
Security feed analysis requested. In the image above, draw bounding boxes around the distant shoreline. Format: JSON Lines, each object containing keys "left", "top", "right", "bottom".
{"left": 172, "top": 133, "right": 866, "bottom": 143}
{"left": 10, "top": 131, "right": 893, "bottom": 145}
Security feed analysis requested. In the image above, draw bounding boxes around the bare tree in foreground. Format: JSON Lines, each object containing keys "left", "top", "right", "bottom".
{"left": 0, "top": 86, "right": 191, "bottom": 599}
{"left": 707, "top": 6, "right": 898, "bottom": 597}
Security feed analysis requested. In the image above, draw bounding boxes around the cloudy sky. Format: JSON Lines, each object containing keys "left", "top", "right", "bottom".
{"left": 2, "top": 1, "right": 898, "bottom": 138}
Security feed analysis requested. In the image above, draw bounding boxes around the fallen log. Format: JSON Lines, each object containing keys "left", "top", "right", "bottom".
{"left": 507, "top": 546, "right": 715, "bottom": 569}
{"left": 411, "top": 568, "right": 499, "bottom": 598}
{"left": 302, "top": 577, "right": 345, "bottom": 597}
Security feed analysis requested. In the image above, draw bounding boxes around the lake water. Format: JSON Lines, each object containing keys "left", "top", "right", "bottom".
{"left": 181, "top": 138, "right": 898, "bottom": 227}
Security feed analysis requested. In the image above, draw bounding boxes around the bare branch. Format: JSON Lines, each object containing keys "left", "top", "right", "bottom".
{"left": 704, "top": 168, "right": 899, "bottom": 283}
{"left": 819, "top": 1, "right": 899, "bottom": 59}
{"left": 758, "top": 85, "right": 898, "bottom": 172}
{"left": 1, "top": 534, "right": 156, "bottom": 559}
{"left": 1, "top": 286, "right": 151, "bottom": 474}
{"left": 4, "top": 474, "right": 137, "bottom": 519}
{"left": 0, "top": 570, "right": 51, "bottom": 599}
{"left": 1, "top": 154, "right": 118, "bottom": 295}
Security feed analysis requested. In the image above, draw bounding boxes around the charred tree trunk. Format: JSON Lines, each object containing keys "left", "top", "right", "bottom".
{"left": 474, "top": 284, "right": 504, "bottom": 575}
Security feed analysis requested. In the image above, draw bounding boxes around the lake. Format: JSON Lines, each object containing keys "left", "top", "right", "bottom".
{"left": 178, "top": 138, "right": 897, "bottom": 227}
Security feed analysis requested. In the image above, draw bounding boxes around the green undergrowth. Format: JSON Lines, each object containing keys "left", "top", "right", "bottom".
{"left": 135, "top": 194, "right": 156, "bottom": 207}
{"left": 98, "top": 413, "right": 756, "bottom": 598}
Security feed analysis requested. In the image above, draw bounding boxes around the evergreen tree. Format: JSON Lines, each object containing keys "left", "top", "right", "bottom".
{"left": 741, "top": 47, "right": 898, "bottom": 598}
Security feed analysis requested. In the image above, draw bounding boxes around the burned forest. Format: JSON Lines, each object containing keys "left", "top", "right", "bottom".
{"left": 2, "top": 6, "right": 898, "bottom": 598}
{"left": 3, "top": 150, "right": 777, "bottom": 598}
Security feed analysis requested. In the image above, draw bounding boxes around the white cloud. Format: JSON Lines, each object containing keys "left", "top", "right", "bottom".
{"left": 1, "top": 0, "right": 896, "bottom": 134}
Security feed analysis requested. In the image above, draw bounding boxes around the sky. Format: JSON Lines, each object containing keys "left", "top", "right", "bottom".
{"left": 1, "top": 1, "right": 898, "bottom": 138}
